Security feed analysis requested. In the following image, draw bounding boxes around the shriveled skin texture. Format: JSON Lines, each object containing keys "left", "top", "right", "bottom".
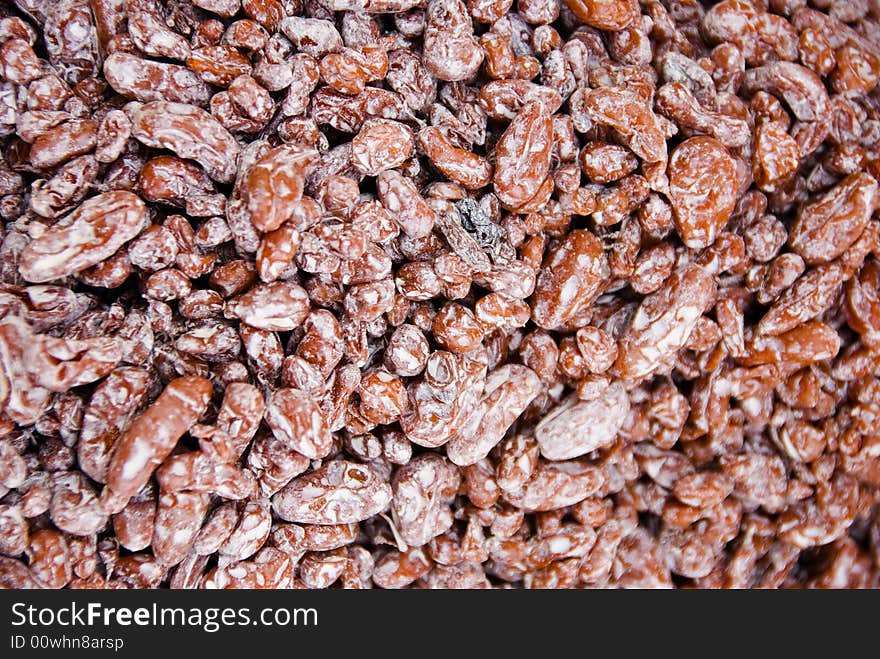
{"left": 614, "top": 264, "right": 717, "bottom": 381}
{"left": 353, "top": 120, "right": 414, "bottom": 176}
{"left": 423, "top": 0, "right": 483, "bottom": 82}
{"left": 130, "top": 101, "right": 241, "bottom": 183}
{"left": 244, "top": 143, "right": 318, "bottom": 232}
{"left": 493, "top": 102, "right": 553, "bottom": 210}
{"left": 564, "top": 0, "right": 638, "bottom": 31}
{"left": 420, "top": 126, "right": 493, "bottom": 190}
{"left": 535, "top": 382, "right": 630, "bottom": 460}
{"left": 582, "top": 87, "right": 668, "bottom": 163}
{"left": 3, "top": 0, "right": 880, "bottom": 592}
{"left": 668, "top": 137, "right": 738, "bottom": 250}
{"left": 103, "top": 52, "right": 213, "bottom": 106}
{"left": 224, "top": 281, "right": 310, "bottom": 331}
{"left": 272, "top": 461, "right": 392, "bottom": 525}
{"left": 43, "top": 0, "right": 101, "bottom": 85}
{"left": 787, "top": 173, "right": 878, "bottom": 265}
{"left": 103, "top": 377, "right": 213, "bottom": 513}
{"left": 447, "top": 364, "right": 542, "bottom": 466}
{"left": 78, "top": 366, "right": 151, "bottom": 483}
{"left": 19, "top": 191, "right": 147, "bottom": 282}
{"left": 391, "top": 453, "right": 460, "bottom": 545}
{"left": 264, "top": 387, "right": 331, "bottom": 459}
{"left": 530, "top": 230, "right": 608, "bottom": 329}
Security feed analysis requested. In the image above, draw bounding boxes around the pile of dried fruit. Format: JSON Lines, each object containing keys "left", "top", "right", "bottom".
{"left": 0, "top": 0, "right": 879, "bottom": 589}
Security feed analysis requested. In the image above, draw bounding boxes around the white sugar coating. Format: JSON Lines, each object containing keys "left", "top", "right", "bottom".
{"left": 4, "top": 0, "right": 880, "bottom": 592}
